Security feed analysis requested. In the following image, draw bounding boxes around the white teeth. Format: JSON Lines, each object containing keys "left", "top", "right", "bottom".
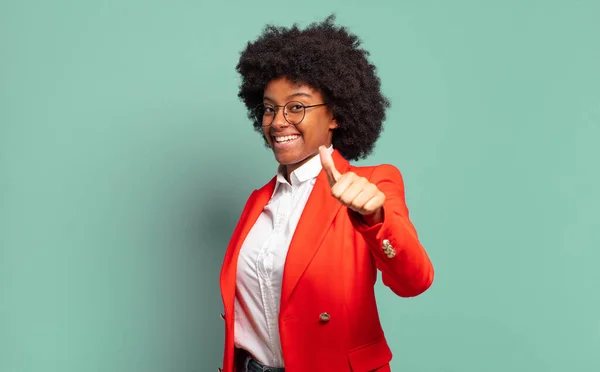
{"left": 274, "top": 135, "right": 300, "bottom": 143}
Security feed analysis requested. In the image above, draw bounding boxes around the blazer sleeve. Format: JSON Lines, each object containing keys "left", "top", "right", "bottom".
{"left": 350, "top": 164, "right": 434, "bottom": 297}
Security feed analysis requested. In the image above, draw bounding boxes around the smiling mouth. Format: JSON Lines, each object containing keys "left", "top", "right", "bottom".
{"left": 273, "top": 134, "right": 301, "bottom": 143}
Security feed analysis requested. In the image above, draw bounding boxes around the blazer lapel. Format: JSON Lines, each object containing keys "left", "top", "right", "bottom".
{"left": 220, "top": 177, "right": 276, "bottom": 316}
{"left": 280, "top": 150, "right": 350, "bottom": 312}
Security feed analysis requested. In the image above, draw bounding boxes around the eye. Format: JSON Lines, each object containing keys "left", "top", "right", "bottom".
{"left": 288, "top": 104, "right": 304, "bottom": 113}
{"left": 263, "top": 106, "right": 275, "bottom": 114}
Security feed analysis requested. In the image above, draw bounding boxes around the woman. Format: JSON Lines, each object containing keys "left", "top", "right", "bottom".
{"left": 219, "top": 15, "right": 434, "bottom": 372}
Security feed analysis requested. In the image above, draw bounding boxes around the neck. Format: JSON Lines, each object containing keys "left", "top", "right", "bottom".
{"left": 283, "top": 144, "right": 333, "bottom": 183}
{"left": 284, "top": 163, "right": 302, "bottom": 183}
{"left": 284, "top": 152, "right": 317, "bottom": 183}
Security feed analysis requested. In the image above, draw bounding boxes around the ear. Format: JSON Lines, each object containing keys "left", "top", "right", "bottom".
{"left": 329, "top": 116, "right": 338, "bottom": 130}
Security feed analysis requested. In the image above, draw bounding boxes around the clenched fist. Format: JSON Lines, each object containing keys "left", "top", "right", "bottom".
{"left": 319, "top": 146, "right": 385, "bottom": 225}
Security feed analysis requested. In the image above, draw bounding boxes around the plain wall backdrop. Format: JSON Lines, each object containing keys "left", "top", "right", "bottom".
{"left": 1, "top": 0, "right": 599, "bottom": 371}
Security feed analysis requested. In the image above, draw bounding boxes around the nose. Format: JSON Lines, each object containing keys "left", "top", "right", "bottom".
{"left": 271, "top": 106, "right": 289, "bottom": 128}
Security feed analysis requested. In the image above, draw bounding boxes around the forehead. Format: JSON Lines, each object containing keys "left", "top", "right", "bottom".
{"left": 263, "top": 77, "right": 322, "bottom": 101}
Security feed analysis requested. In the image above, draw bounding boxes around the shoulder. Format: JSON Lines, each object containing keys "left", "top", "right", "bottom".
{"left": 349, "top": 163, "right": 407, "bottom": 198}
{"left": 349, "top": 163, "right": 404, "bottom": 181}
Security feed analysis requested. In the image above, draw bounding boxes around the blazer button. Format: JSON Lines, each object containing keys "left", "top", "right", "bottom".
{"left": 220, "top": 313, "right": 225, "bottom": 320}
{"left": 382, "top": 239, "right": 396, "bottom": 258}
{"left": 319, "top": 312, "right": 331, "bottom": 322}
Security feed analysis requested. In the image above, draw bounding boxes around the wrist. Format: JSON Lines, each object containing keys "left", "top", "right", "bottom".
{"left": 362, "top": 208, "right": 383, "bottom": 226}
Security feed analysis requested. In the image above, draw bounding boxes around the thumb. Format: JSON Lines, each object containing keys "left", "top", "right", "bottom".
{"left": 319, "top": 145, "right": 341, "bottom": 186}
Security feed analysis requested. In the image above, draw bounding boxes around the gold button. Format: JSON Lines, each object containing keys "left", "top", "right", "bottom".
{"left": 319, "top": 312, "right": 331, "bottom": 322}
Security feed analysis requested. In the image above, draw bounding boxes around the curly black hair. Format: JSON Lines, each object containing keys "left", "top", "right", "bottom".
{"left": 235, "top": 15, "right": 390, "bottom": 161}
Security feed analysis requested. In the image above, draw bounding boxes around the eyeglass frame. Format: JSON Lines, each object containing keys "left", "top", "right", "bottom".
{"left": 253, "top": 101, "right": 328, "bottom": 127}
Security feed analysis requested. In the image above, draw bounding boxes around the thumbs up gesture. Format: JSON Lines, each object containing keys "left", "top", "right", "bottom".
{"left": 319, "top": 146, "right": 385, "bottom": 225}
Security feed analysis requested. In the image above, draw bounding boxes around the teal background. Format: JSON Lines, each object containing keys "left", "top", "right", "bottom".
{"left": 1, "top": 0, "right": 599, "bottom": 371}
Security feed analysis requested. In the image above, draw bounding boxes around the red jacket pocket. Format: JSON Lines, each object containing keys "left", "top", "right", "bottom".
{"left": 348, "top": 337, "right": 393, "bottom": 371}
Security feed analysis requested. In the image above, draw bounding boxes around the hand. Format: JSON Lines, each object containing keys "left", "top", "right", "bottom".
{"left": 319, "top": 146, "right": 385, "bottom": 225}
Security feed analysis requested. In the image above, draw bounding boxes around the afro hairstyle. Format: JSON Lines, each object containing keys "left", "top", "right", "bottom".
{"left": 235, "top": 15, "right": 390, "bottom": 161}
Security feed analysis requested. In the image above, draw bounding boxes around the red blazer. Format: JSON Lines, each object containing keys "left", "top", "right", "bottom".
{"left": 219, "top": 150, "right": 434, "bottom": 371}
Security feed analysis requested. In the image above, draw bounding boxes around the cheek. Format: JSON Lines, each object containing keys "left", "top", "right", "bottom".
{"left": 310, "top": 120, "right": 333, "bottom": 139}
{"left": 263, "top": 129, "right": 273, "bottom": 145}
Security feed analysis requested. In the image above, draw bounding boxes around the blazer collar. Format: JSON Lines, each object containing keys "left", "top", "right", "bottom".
{"left": 280, "top": 149, "right": 349, "bottom": 312}
{"left": 220, "top": 149, "right": 350, "bottom": 317}
{"left": 219, "top": 177, "right": 276, "bottom": 317}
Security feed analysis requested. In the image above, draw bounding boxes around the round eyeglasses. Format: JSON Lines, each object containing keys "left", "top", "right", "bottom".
{"left": 253, "top": 101, "right": 328, "bottom": 127}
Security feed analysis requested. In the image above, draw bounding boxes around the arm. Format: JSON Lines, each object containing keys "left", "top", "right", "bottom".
{"left": 351, "top": 164, "right": 434, "bottom": 297}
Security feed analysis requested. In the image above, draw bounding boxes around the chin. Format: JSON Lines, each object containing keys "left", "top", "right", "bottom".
{"left": 271, "top": 148, "right": 301, "bottom": 165}
{"left": 274, "top": 153, "right": 300, "bottom": 166}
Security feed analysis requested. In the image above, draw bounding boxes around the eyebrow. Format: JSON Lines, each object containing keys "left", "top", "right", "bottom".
{"left": 263, "top": 92, "right": 313, "bottom": 102}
